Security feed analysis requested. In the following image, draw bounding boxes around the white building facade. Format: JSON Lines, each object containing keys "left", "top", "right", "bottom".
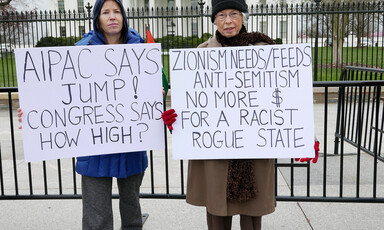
{"left": 8, "top": 0, "right": 298, "bottom": 46}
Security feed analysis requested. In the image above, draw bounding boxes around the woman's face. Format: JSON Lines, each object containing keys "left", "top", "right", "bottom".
{"left": 99, "top": 0, "right": 123, "bottom": 39}
{"left": 215, "top": 9, "right": 243, "bottom": 38}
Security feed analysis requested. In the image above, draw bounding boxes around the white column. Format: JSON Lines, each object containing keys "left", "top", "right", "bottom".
{"left": 149, "top": 0, "right": 155, "bottom": 9}
{"left": 123, "top": 0, "right": 133, "bottom": 8}
{"left": 175, "top": 0, "right": 182, "bottom": 9}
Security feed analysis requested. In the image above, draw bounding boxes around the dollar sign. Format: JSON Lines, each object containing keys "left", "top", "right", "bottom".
{"left": 272, "top": 88, "right": 283, "bottom": 108}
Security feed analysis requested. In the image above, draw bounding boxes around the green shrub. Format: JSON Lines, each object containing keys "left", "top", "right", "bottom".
{"left": 274, "top": 38, "right": 283, "bottom": 44}
{"left": 155, "top": 33, "right": 212, "bottom": 49}
{"left": 35, "top": 36, "right": 82, "bottom": 47}
{"left": 202, "top": 32, "right": 212, "bottom": 41}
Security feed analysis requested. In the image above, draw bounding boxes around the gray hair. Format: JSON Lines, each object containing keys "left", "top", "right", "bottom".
{"left": 242, "top": 12, "right": 249, "bottom": 24}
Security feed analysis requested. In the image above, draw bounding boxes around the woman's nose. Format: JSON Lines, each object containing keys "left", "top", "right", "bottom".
{"left": 224, "top": 15, "right": 232, "bottom": 23}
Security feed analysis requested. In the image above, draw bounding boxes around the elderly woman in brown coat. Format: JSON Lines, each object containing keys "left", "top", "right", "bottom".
{"left": 162, "top": 0, "right": 319, "bottom": 229}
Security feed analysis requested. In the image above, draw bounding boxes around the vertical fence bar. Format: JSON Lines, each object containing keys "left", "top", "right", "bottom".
{"left": 290, "top": 159, "right": 294, "bottom": 196}
{"left": 7, "top": 92, "right": 18, "bottom": 195}
{"left": 150, "top": 150, "right": 154, "bottom": 194}
{"left": 0, "top": 142, "right": 4, "bottom": 195}
{"left": 306, "top": 162, "right": 310, "bottom": 197}
{"left": 323, "top": 87, "right": 328, "bottom": 197}
{"left": 356, "top": 85, "right": 363, "bottom": 198}
{"left": 58, "top": 159, "right": 63, "bottom": 195}
{"left": 86, "top": 3, "right": 92, "bottom": 32}
{"left": 367, "top": 86, "right": 374, "bottom": 151}
{"left": 339, "top": 86, "right": 345, "bottom": 197}
{"left": 314, "top": 0, "right": 321, "bottom": 81}
{"left": 9, "top": 12, "right": 15, "bottom": 86}
{"left": 28, "top": 162, "right": 33, "bottom": 195}
{"left": 373, "top": 86, "right": 380, "bottom": 198}
{"left": 274, "top": 159, "right": 278, "bottom": 196}
{"left": 198, "top": 0, "right": 205, "bottom": 44}
{"left": 43, "top": 160, "right": 48, "bottom": 195}
{"left": 72, "top": 157, "right": 77, "bottom": 194}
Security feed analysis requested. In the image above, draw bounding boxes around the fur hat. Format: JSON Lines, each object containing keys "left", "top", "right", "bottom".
{"left": 211, "top": 0, "right": 248, "bottom": 22}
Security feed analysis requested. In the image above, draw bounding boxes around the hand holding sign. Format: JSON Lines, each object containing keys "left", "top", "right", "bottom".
{"left": 17, "top": 108, "right": 23, "bottom": 129}
{"left": 162, "top": 109, "right": 177, "bottom": 131}
{"left": 295, "top": 141, "right": 320, "bottom": 163}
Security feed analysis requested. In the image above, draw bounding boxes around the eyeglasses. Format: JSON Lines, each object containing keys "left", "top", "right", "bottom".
{"left": 215, "top": 11, "right": 242, "bottom": 21}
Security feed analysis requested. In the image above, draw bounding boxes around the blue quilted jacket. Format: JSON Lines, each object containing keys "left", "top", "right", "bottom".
{"left": 74, "top": 0, "right": 147, "bottom": 178}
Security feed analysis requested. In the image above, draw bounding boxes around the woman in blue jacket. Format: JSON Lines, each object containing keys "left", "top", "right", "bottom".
{"left": 16, "top": 0, "right": 148, "bottom": 229}
{"left": 75, "top": 0, "right": 148, "bottom": 229}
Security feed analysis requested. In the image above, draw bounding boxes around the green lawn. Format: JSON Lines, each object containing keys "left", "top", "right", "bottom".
{"left": 316, "top": 46, "right": 383, "bottom": 81}
{"left": 0, "top": 54, "right": 17, "bottom": 87}
{"left": 1, "top": 46, "right": 383, "bottom": 87}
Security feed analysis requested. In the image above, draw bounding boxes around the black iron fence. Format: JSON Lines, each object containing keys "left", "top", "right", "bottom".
{"left": 1, "top": 79, "right": 384, "bottom": 202}
{"left": 334, "top": 66, "right": 384, "bottom": 162}
{"left": 1, "top": 3, "right": 384, "bottom": 202}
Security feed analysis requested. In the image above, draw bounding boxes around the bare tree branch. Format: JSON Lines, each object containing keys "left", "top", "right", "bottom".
{"left": 0, "top": 0, "right": 12, "bottom": 7}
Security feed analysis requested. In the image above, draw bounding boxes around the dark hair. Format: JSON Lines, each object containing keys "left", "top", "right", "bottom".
{"left": 94, "top": 0, "right": 128, "bottom": 43}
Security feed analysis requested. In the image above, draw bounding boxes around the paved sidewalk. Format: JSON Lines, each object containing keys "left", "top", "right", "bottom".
{"left": 0, "top": 180, "right": 383, "bottom": 230}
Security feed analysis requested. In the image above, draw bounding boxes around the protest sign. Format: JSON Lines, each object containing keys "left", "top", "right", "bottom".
{"left": 15, "top": 43, "right": 164, "bottom": 162}
{"left": 170, "top": 43, "right": 315, "bottom": 160}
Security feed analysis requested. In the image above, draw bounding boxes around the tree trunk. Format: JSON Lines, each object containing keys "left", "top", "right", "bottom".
{"left": 332, "top": 11, "right": 348, "bottom": 67}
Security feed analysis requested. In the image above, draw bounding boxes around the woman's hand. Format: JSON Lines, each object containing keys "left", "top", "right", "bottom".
{"left": 162, "top": 109, "right": 177, "bottom": 131}
{"left": 17, "top": 108, "right": 23, "bottom": 129}
{"left": 295, "top": 141, "right": 320, "bottom": 163}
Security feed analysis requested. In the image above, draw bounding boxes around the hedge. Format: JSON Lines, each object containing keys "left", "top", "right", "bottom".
{"left": 35, "top": 36, "right": 82, "bottom": 47}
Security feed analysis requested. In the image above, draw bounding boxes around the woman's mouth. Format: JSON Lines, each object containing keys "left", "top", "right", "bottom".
{"left": 224, "top": 27, "right": 235, "bottom": 33}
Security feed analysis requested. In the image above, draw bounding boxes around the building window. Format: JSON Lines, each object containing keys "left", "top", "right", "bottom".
{"left": 260, "top": 0, "right": 267, "bottom": 5}
{"left": 60, "top": 26, "right": 66, "bottom": 37}
{"left": 192, "top": 22, "right": 198, "bottom": 36}
{"left": 280, "top": 20, "right": 287, "bottom": 39}
{"left": 77, "top": 0, "right": 84, "bottom": 13}
{"left": 280, "top": 0, "right": 287, "bottom": 5}
{"left": 79, "top": 26, "right": 85, "bottom": 36}
{"left": 168, "top": 0, "right": 175, "bottom": 9}
{"left": 145, "top": 0, "right": 149, "bottom": 9}
{"left": 167, "top": 19, "right": 176, "bottom": 36}
{"left": 191, "top": 0, "right": 198, "bottom": 7}
{"left": 58, "top": 0, "right": 65, "bottom": 13}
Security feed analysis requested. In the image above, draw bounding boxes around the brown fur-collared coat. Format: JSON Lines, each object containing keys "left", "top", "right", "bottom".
{"left": 186, "top": 36, "right": 276, "bottom": 217}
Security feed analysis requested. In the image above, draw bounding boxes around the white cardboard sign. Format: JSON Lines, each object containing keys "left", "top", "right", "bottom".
{"left": 170, "top": 43, "right": 315, "bottom": 160}
{"left": 15, "top": 43, "right": 164, "bottom": 162}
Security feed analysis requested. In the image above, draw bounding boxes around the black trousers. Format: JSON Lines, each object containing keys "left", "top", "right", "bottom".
{"left": 206, "top": 211, "right": 262, "bottom": 230}
{"left": 81, "top": 173, "right": 144, "bottom": 230}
